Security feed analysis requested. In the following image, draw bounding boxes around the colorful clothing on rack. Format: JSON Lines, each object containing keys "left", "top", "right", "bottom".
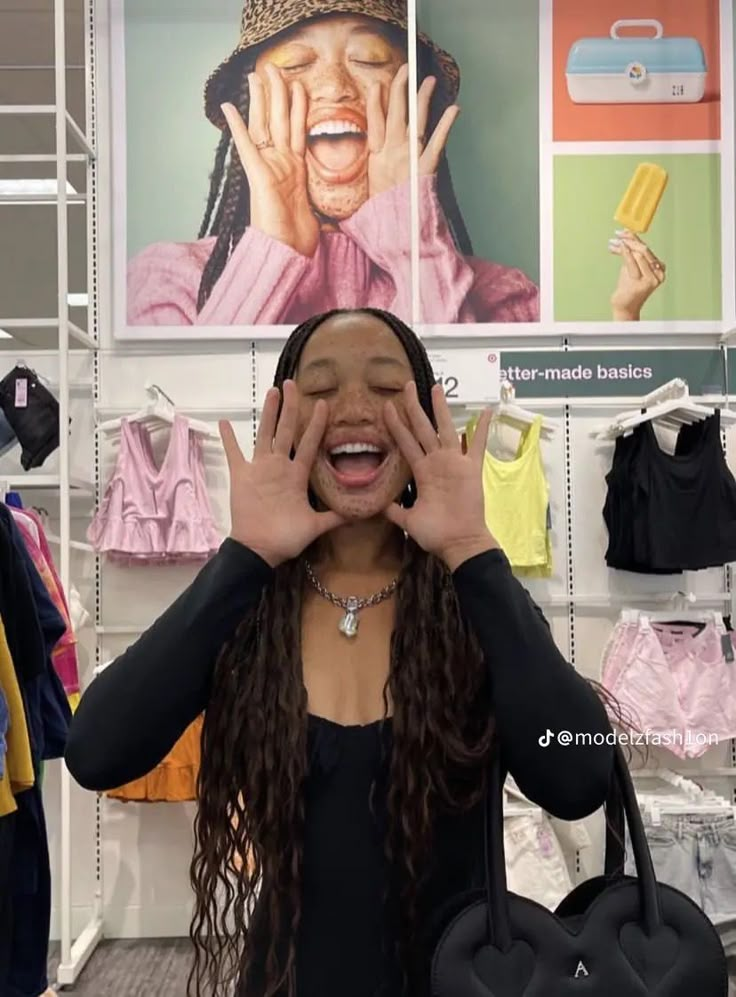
{"left": 0, "top": 503, "right": 69, "bottom": 997}
{"left": 0, "top": 686, "right": 7, "bottom": 778}
{"left": 10, "top": 508, "right": 80, "bottom": 704}
{"left": 602, "top": 611, "right": 736, "bottom": 759}
{"left": 504, "top": 812, "right": 572, "bottom": 910}
{"left": 89, "top": 414, "right": 220, "bottom": 564}
{"left": 0, "top": 617, "right": 34, "bottom": 818}
{"left": 0, "top": 365, "right": 59, "bottom": 471}
{"left": 625, "top": 812, "right": 736, "bottom": 917}
{"left": 603, "top": 412, "right": 736, "bottom": 573}
{"left": 465, "top": 413, "right": 552, "bottom": 577}
{"left": 106, "top": 714, "right": 204, "bottom": 803}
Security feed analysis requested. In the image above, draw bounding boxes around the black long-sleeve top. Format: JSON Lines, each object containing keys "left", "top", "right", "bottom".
{"left": 65, "top": 540, "right": 613, "bottom": 996}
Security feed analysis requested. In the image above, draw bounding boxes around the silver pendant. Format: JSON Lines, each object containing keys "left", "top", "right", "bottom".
{"left": 338, "top": 597, "right": 360, "bottom": 638}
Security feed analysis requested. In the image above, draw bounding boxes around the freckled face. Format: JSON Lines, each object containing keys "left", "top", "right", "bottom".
{"left": 293, "top": 312, "right": 414, "bottom": 519}
{"left": 255, "top": 14, "right": 405, "bottom": 220}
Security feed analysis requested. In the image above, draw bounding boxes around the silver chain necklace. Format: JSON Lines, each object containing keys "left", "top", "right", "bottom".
{"left": 304, "top": 561, "right": 399, "bottom": 638}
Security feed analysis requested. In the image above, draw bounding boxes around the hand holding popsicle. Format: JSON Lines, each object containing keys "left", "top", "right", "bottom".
{"left": 608, "top": 163, "right": 668, "bottom": 321}
{"left": 609, "top": 230, "right": 666, "bottom": 321}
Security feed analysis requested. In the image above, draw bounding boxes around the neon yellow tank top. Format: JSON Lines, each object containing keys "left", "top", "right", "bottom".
{"left": 465, "top": 414, "right": 551, "bottom": 576}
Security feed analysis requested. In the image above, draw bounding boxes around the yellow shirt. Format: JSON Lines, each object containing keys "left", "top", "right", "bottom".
{"left": 0, "top": 616, "right": 35, "bottom": 816}
{"left": 466, "top": 414, "right": 552, "bottom": 577}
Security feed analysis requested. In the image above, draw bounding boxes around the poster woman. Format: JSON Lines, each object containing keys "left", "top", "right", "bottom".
{"left": 127, "top": 0, "right": 665, "bottom": 327}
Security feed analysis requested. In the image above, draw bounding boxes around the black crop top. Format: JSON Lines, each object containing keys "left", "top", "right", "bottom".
{"left": 604, "top": 411, "right": 736, "bottom": 574}
{"left": 65, "top": 540, "right": 613, "bottom": 996}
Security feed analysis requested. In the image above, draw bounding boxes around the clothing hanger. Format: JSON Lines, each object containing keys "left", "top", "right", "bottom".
{"left": 490, "top": 381, "right": 559, "bottom": 438}
{"left": 635, "top": 770, "right": 736, "bottom": 824}
{"left": 621, "top": 605, "right": 722, "bottom": 641}
{"left": 621, "top": 601, "right": 722, "bottom": 626}
{"left": 643, "top": 799, "right": 735, "bottom": 826}
{"left": 593, "top": 378, "right": 736, "bottom": 440}
{"left": 635, "top": 775, "right": 735, "bottom": 825}
{"left": 97, "top": 384, "right": 219, "bottom": 439}
{"left": 642, "top": 768, "right": 706, "bottom": 798}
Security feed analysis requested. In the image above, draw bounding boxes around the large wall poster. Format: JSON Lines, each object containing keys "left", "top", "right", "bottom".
{"left": 110, "top": 0, "right": 733, "bottom": 340}
{"left": 548, "top": 0, "right": 729, "bottom": 333}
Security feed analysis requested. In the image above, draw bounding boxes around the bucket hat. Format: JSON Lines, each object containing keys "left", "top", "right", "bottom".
{"left": 204, "top": 0, "right": 460, "bottom": 129}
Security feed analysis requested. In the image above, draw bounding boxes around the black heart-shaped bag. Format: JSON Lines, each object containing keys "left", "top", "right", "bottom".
{"left": 431, "top": 744, "right": 728, "bottom": 995}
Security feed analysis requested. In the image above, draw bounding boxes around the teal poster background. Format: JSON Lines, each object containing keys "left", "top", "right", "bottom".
{"left": 124, "top": 1, "right": 237, "bottom": 259}
{"left": 418, "top": 0, "right": 539, "bottom": 286}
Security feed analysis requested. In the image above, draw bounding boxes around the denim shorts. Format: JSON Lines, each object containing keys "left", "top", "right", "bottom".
{"left": 625, "top": 813, "right": 736, "bottom": 917}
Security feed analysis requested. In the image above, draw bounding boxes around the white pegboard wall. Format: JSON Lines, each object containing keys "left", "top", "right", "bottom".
{"left": 64, "top": 334, "right": 736, "bottom": 935}
{"left": 92, "top": 349, "right": 254, "bottom": 937}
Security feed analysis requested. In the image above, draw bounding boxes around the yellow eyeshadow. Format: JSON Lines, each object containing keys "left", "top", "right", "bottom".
{"left": 268, "top": 45, "right": 310, "bottom": 68}
{"left": 351, "top": 41, "right": 392, "bottom": 62}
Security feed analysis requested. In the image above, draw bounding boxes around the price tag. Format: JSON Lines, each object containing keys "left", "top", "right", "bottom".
{"left": 15, "top": 378, "right": 28, "bottom": 408}
{"left": 537, "top": 827, "right": 556, "bottom": 859}
{"left": 427, "top": 349, "right": 501, "bottom": 405}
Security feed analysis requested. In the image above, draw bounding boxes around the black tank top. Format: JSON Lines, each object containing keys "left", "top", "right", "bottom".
{"left": 603, "top": 411, "right": 736, "bottom": 573}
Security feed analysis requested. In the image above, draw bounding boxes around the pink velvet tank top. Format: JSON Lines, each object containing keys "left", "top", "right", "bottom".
{"left": 88, "top": 415, "right": 220, "bottom": 563}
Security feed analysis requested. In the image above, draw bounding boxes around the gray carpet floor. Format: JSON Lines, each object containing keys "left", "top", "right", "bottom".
{"left": 45, "top": 941, "right": 736, "bottom": 995}
{"left": 48, "top": 939, "right": 194, "bottom": 995}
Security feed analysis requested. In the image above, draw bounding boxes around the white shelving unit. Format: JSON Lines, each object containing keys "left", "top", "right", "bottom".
{"left": 0, "top": 475, "right": 95, "bottom": 495}
{"left": 0, "top": 0, "right": 101, "bottom": 986}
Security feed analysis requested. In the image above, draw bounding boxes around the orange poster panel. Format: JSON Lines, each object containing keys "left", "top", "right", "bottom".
{"left": 553, "top": 0, "right": 721, "bottom": 142}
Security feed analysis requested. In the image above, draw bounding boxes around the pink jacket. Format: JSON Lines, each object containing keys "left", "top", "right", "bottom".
{"left": 128, "top": 176, "right": 539, "bottom": 326}
{"left": 11, "top": 509, "right": 79, "bottom": 698}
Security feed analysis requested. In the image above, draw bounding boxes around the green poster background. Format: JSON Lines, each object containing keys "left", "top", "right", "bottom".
{"left": 123, "top": 0, "right": 540, "bottom": 285}
{"left": 554, "top": 153, "right": 722, "bottom": 322}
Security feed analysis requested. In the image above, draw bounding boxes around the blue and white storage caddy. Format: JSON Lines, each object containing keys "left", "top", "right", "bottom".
{"left": 566, "top": 19, "right": 707, "bottom": 104}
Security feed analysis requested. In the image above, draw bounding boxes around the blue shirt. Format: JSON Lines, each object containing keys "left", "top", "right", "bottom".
{"left": 0, "top": 683, "right": 8, "bottom": 777}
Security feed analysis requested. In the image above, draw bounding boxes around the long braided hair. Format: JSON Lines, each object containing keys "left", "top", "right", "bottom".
{"left": 195, "top": 28, "right": 474, "bottom": 313}
{"left": 188, "top": 308, "right": 496, "bottom": 996}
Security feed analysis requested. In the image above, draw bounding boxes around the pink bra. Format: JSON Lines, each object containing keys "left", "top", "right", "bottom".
{"left": 88, "top": 415, "right": 220, "bottom": 564}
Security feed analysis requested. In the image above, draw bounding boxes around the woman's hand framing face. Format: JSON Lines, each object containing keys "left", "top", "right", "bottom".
{"left": 221, "top": 65, "right": 320, "bottom": 258}
{"left": 220, "top": 380, "right": 345, "bottom": 568}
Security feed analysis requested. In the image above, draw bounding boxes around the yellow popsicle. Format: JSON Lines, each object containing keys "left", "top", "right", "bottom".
{"left": 614, "top": 163, "right": 668, "bottom": 234}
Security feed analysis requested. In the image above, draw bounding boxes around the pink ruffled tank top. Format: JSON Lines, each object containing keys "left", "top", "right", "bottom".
{"left": 88, "top": 415, "right": 220, "bottom": 563}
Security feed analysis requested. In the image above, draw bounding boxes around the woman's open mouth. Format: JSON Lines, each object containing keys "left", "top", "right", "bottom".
{"left": 323, "top": 444, "right": 390, "bottom": 488}
{"left": 306, "top": 111, "right": 368, "bottom": 185}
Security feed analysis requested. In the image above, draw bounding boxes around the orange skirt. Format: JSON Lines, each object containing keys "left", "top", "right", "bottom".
{"left": 106, "top": 715, "right": 204, "bottom": 803}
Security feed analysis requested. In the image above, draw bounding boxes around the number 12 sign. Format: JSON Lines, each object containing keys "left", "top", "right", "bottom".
{"left": 427, "top": 349, "right": 501, "bottom": 406}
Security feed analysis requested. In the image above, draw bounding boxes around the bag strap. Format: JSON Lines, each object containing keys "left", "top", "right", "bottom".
{"left": 604, "top": 763, "right": 626, "bottom": 876}
{"left": 484, "top": 745, "right": 513, "bottom": 950}
{"left": 484, "top": 744, "right": 662, "bottom": 950}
